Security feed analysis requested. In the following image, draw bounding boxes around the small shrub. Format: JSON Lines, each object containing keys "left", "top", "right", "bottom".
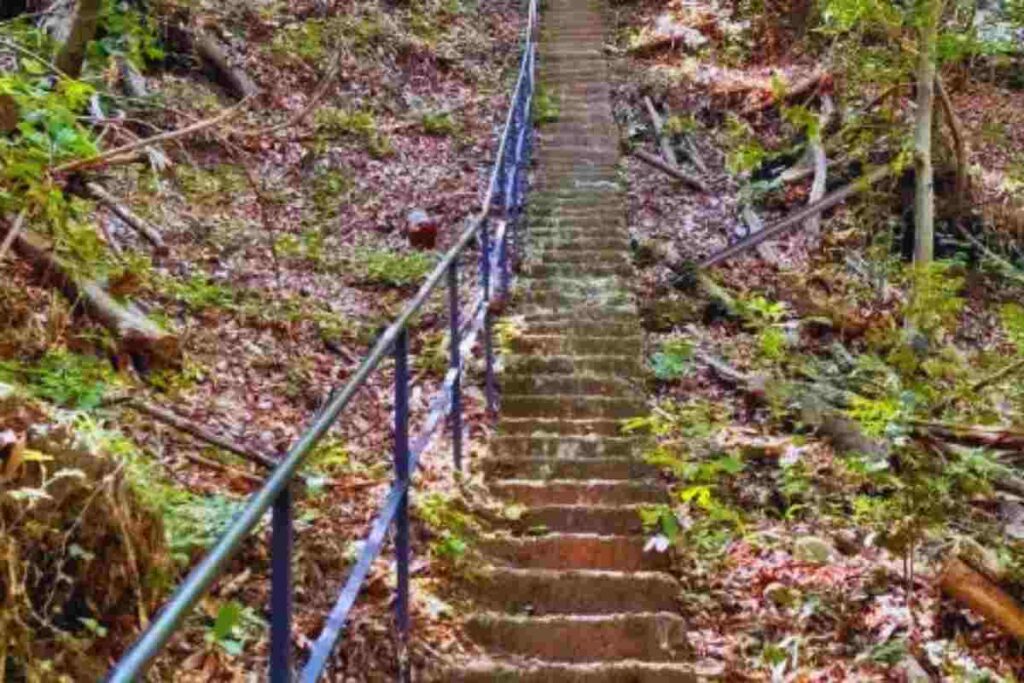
{"left": 0, "top": 349, "right": 116, "bottom": 409}
{"left": 359, "top": 249, "right": 435, "bottom": 287}
{"left": 422, "top": 111, "right": 460, "bottom": 136}
{"left": 532, "top": 83, "right": 560, "bottom": 124}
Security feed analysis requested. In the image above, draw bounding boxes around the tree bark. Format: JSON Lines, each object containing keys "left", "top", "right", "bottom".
{"left": 2, "top": 221, "right": 181, "bottom": 371}
{"left": 940, "top": 557, "right": 1024, "bottom": 641}
{"left": 54, "top": 0, "right": 102, "bottom": 78}
{"left": 913, "top": 0, "right": 941, "bottom": 265}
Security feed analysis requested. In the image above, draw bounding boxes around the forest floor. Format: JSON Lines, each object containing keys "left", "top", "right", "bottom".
{"left": 611, "top": 0, "right": 1024, "bottom": 679}
{"left": 0, "top": 0, "right": 522, "bottom": 678}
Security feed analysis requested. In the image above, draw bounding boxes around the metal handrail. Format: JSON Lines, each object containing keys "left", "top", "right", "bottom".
{"left": 106, "top": 0, "right": 538, "bottom": 678}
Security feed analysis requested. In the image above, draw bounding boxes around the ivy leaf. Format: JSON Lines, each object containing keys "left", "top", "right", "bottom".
{"left": 212, "top": 601, "right": 242, "bottom": 641}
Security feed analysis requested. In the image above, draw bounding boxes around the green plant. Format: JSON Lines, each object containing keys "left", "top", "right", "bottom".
{"left": 164, "top": 274, "right": 236, "bottom": 312}
{"left": 650, "top": 338, "right": 693, "bottom": 381}
{"left": 205, "top": 600, "right": 265, "bottom": 656}
{"left": 415, "top": 492, "right": 477, "bottom": 565}
{"left": 532, "top": 83, "right": 560, "bottom": 124}
{"left": 315, "top": 107, "right": 394, "bottom": 158}
{"left": 422, "top": 111, "right": 460, "bottom": 136}
{"left": 0, "top": 349, "right": 117, "bottom": 409}
{"left": 359, "top": 248, "right": 435, "bottom": 287}
{"left": 92, "top": 0, "right": 165, "bottom": 68}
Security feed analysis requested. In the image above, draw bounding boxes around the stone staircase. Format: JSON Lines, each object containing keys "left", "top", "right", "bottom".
{"left": 445, "top": 0, "right": 695, "bottom": 679}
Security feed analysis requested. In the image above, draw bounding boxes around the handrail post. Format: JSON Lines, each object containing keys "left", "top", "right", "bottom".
{"left": 447, "top": 262, "right": 463, "bottom": 471}
{"left": 480, "top": 218, "right": 498, "bottom": 416}
{"left": 270, "top": 488, "right": 293, "bottom": 683}
{"left": 393, "top": 329, "right": 411, "bottom": 677}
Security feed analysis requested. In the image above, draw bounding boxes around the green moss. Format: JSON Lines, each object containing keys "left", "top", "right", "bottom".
{"left": 359, "top": 248, "right": 435, "bottom": 287}
{"left": 532, "top": 83, "right": 560, "bottom": 124}
{"left": 422, "top": 111, "right": 460, "bottom": 136}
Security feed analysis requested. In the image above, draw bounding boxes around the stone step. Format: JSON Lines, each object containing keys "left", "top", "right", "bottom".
{"left": 514, "top": 320, "right": 639, "bottom": 338}
{"left": 491, "top": 435, "right": 644, "bottom": 459}
{"left": 502, "top": 373, "right": 638, "bottom": 396}
{"left": 508, "top": 334, "right": 642, "bottom": 357}
{"left": 444, "top": 659, "right": 698, "bottom": 682}
{"left": 522, "top": 262, "right": 633, "bottom": 279}
{"left": 466, "top": 567, "right": 679, "bottom": 615}
{"left": 464, "top": 612, "right": 689, "bottom": 662}
{"left": 480, "top": 533, "right": 669, "bottom": 571}
{"left": 498, "top": 417, "right": 623, "bottom": 437}
{"left": 491, "top": 479, "right": 664, "bottom": 505}
{"left": 518, "top": 290, "right": 632, "bottom": 310}
{"left": 483, "top": 457, "right": 654, "bottom": 480}
{"left": 522, "top": 249, "right": 630, "bottom": 265}
{"left": 502, "top": 394, "right": 644, "bottom": 420}
{"left": 530, "top": 238, "right": 630, "bottom": 252}
{"left": 503, "top": 354, "right": 643, "bottom": 377}
{"left": 512, "top": 504, "right": 647, "bottom": 535}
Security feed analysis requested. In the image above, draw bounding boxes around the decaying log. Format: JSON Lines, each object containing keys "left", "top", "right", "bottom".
{"left": 633, "top": 148, "right": 709, "bottom": 193}
{"left": 2, "top": 221, "right": 180, "bottom": 370}
{"left": 195, "top": 29, "right": 259, "bottom": 100}
{"left": 644, "top": 97, "right": 678, "bottom": 167}
{"left": 129, "top": 399, "right": 277, "bottom": 469}
{"left": 701, "top": 164, "right": 894, "bottom": 268}
{"left": 940, "top": 557, "right": 1024, "bottom": 641}
{"left": 83, "top": 182, "right": 168, "bottom": 254}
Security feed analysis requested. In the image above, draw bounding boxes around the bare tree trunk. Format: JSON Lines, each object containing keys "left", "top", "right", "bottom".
{"left": 935, "top": 75, "right": 969, "bottom": 217}
{"left": 913, "top": 0, "right": 942, "bottom": 265}
{"left": 55, "top": 0, "right": 102, "bottom": 78}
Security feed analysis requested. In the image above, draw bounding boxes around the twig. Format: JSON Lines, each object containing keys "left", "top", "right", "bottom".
{"left": 632, "top": 148, "right": 709, "bottom": 192}
{"left": 183, "top": 451, "right": 264, "bottom": 484}
{"left": 52, "top": 96, "right": 252, "bottom": 174}
{"left": 0, "top": 209, "right": 28, "bottom": 262}
{"left": 643, "top": 96, "right": 678, "bottom": 167}
{"left": 83, "top": 182, "right": 168, "bottom": 254}
{"left": 953, "top": 223, "right": 1024, "bottom": 285}
{"left": 127, "top": 398, "right": 277, "bottom": 469}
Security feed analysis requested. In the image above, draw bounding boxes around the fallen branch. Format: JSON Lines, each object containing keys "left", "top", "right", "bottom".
{"left": 742, "top": 69, "right": 826, "bottom": 115}
{"left": 644, "top": 96, "right": 678, "bottom": 167}
{"left": 183, "top": 451, "right": 264, "bottom": 484}
{"left": 633, "top": 148, "right": 708, "bottom": 193}
{"left": 940, "top": 557, "right": 1024, "bottom": 641}
{"left": 52, "top": 96, "right": 251, "bottom": 174}
{"left": 194, "top": 29, "right": 259, "bottom": 100}
{"left": 0, "top": 208, "right": 27, "bottom": 262}
{"left": 3, "top": 222, "right": 180, "bottom": 370}
{"left": 953, "top": 222, "right": 1024, "bottom": 286}
{"left": 700, "top": 164, "right": 894, "bottom": 268}
{"left": 128, "top": 398, "right": 277, "bottom": 469}
{"left": 911, "top": 420, "right": 1024, "bottom": 452}
{"left": 804, "top": 95, "right": 834, "bottom": 239}
{"left": 935, "top": 75, "right": 969, "bottom": 216}
{"left": 83, "top": 182, "right": 168, "bottom": 254}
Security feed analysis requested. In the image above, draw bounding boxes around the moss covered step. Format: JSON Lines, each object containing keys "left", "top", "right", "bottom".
{"left": 501, "top": 373, "right": 638, "bottom": 396}
{"left": 490, "top": 479, "right": 663, "bottom": 506}
{"left": 482, "top": 457, "right": 654, "bottom": 480}
{"left": 508, "top": 334, "right": 642, "bottom": 357}
{"left": 466, "top": 568, "right": 679, "bottom": 616}
{"left": 479, "top": 533, "right": 669, "bottom": 571}
{"left": 490, "top": 434, "right": 643, "bottom": 459}
{"left": 501, "top": 395, "right": 644, "bottom": 420}
{"left": 463, "top": 613, "right": 688, "bottom": 662}
{"left": 521, "top": 249, "right": 631, "bottom": 265}
{"left": 498, "top": 417, "right": 624, "bottom": 437}
{"left": 509, "top": 504, "right": 647, "bottom": 536}
{"left": 503, "top": 354, "right": 643, "bottom": 377}
{"left": 444, "top": 659, "right": 698, "bottom": 683}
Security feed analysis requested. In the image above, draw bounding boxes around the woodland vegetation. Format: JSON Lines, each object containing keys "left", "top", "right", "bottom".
{"left": 3, "top": 0, "right": 1024, "bottom": 679}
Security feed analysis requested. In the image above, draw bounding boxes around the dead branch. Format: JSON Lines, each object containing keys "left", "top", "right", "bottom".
{"left": 128, "top": 399, "right": 277, "bottom": 469}
{"left": 935, "top": 75, "right": 969, "bottom": 216}
{"left": 194, "top": 29, "right": 259, "bottom": 100}
{"left": 632, "top": 148, "right": 709, "bottom": 193}
{"left": 182, "top": 451, "right": 264, "bottom": 484}
{"left": 911, "top": 420, "right": 1024, "bottom": 452}
{"left": 52, "top": 97, "right": 251, "bottom": 175}
{"left": 700, "top": 164, "right": 894, "bottom": 268}
{"left": 83, "top": 182, "right": 168, "bottom": 254}
{"left": 0, "top": 208, "right": 27, "bottom": 262}
{"left": 742, "top": 69, "right": 826, "bottom": 115}
{"left": 940, "top": 557, "right": 1024, "bottom": 641}
{"left": 3, "top": 221, "right": 180, "bottom": 370}
{"left": 643, "top": 96, "right": 678, "bottom": 167}
{"left": 804, "top": 94, "right": 834, "bottom": 239}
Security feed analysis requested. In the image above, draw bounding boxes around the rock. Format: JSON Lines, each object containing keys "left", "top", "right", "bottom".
{"left": 793, "top": 535, "right": 834, "bottom": 564}
{"left": 407, "top": 208, "right": 439, "bottom": 250}
{"left": 763, "top": 581, "right": 800, "bottom": 608}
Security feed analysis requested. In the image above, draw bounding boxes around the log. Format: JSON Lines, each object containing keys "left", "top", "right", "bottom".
{"left": 83, "top": 182, "right": 168, "bottom": 254}
{"left": 195, "top": 29, "right": 259, "bottom": 100}
{"left": 940, "top": 557, "right": 1024, "bottom": 641}
{"left": 129, "top": 398, "right": 277, "bottom": 469}
{"left": 633, "top": 148, "right": 709, "bottom": 193}
{"left": 2, "top": 221, "right": 180, "bottom": 371}
{"left": 700, "top": 164, "right": 894, "bottom": 268}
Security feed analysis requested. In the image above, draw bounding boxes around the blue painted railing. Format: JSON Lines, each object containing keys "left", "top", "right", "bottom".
{"left": 107, "top": 0, "right": 537, "bottom": 678}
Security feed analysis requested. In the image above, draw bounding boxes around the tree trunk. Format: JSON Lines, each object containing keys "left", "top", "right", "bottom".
{"left": 913, "top": 0, "right": 942, "bottom": 265}
{"left": 55, "top": 0, "right": 102, "bottom": 78}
